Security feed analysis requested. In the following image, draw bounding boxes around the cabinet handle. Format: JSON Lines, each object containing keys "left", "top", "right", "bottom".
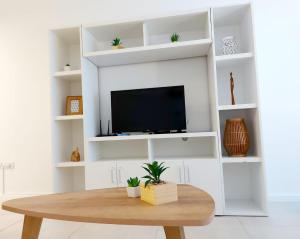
{"left": 118, "top": 168, "right": 122, "bottom": 185}
{"left": 178, "top": 167, "right": 182, "bottom": 183}
{"left": 187, "top": 166, "right": 190, "bottom": 183}
{"left": 111, "top": 167, "right": 115, "bottom": 184}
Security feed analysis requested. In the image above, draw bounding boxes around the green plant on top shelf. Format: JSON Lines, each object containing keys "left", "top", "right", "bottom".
{"left": 127, "top": 177, "right": 140, "bottom": 187}
{"left": 142, "top": 161, "right": 169, "bottom": 187}
{"left": 171, "top": 33, "right": 179, "bottom": 42}
{"left": 112, "top": 37, "right": 122, "bottom": 46}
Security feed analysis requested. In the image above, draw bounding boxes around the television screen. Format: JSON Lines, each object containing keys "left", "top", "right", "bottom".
{"left": 111, "top": 86, "right": 186, "bottom": 133}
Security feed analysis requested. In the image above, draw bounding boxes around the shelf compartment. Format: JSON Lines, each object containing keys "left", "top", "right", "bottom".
{"left": 89, "top": 131, "right": 216, "bottom": 142}
{"left": 144, "top": 11, "right": 210, "bottom": 45}
{"left": 54, "top": 167, "right": 85, "bottom": 193}
{"left": 222, "top": 156, "right": 261, "bottom": 163}
{"left": 152, "top": 137, "right": 217, "bottom": 159}
{"left": 50, "top": 27, "right": 81, "bottom": 72}
{"left": 216, "top": 54, "right": 257, "bottom": 106}
{"left": 52, "top": 77, "right": 82, "bottom": 116}
{"left": 82, "top": 21, "right": 144, "bottom": 53}
{"left": 88, "top": 139, "right": 148, "bottom": 161}
{"left": 54, "top": 70, "right": 82, "bottom": 81}
{"left": 53, "top": 120, "right": 85, "bottom": 164}
{"left": 84, "top": 39, "right": 211, "bottom": 67}
{"left": 219, "top": 108, "right": 261, "bottom": 157}
{"left": 223, "top": 163, "right": 266, "bottom": 216}
{"left": 56, "top": 161, "right": 85, "bottom": 168}
{"left": 218, "top": 103, "right": 257, "bottom": 111}
{"left": 213, "top": 4, "right": 254, "bottom": 56}
{"left": 55, "top": 115, "right": 83, "bottom": 121}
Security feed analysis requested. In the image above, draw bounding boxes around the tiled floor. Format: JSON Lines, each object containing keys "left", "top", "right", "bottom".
{"left": 0, "top": 202, "right": 300, "bottom": 238}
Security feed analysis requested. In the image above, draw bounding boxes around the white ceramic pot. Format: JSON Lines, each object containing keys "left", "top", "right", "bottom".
{"left": 127, "top": 186, "right": 140, "bottom": 198}
{"left": 64, "top": 65, "right": 71, "bottom": 71}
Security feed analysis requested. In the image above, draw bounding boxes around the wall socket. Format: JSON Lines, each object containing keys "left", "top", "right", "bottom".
{"left": 0, "top": 162, "right": 15, "bottom": 169}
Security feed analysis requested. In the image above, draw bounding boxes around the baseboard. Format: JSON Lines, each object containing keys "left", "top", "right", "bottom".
{"left": 268, "top": 194, "right": 300, "bottom": 202}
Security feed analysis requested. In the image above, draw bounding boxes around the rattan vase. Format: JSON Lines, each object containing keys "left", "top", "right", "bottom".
{"left": 223, "top": 118, "right": 249, "bottom": 157}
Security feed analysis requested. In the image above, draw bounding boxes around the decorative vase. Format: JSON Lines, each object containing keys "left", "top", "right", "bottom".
{"left": 64, "top": 65, "right": 71, "bottom": 71}
{"left": 222, "top": 36, "right": 238, "bottom": 55}
{"left": 112, "top": 45, "right": 124, "bottom": 50}
{"left": 127, "top": 186, "right": 140, "bottom": 198}
{"left": 140, "top": 182, "right": 178, "bottom": 205}
{"left": 223, "top": 118, "right": 249, "bottom": 157}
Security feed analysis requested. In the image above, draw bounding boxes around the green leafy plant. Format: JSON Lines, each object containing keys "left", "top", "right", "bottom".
{"left": 112, "top": 37, "right": 122, "bottom": 46}
{"left": 171, "top": 33, "right": 179, "bottom": 42}
{"left": 65, "top": 64, "right": 70, "bottom": 66}
{"left": 127, "top": 177, "right": 140, "bottom": 187}
{"left": 142, "top": 161, "right": 169, "bottom": 187}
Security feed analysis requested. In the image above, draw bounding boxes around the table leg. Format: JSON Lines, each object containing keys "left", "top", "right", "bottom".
{"left": 21, "top": 215, "right": 43, "bottom": 239}
{"left": 164, "top": 226, "right": 185, "bottom": 239}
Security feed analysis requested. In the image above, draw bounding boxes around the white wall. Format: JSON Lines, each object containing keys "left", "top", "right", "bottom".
{"left": 0, "top": 0, "right": 299, "bottom": 200}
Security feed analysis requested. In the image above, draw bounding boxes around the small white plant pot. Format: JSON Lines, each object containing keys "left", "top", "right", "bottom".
{"left": 127, "top": 186, "right": 140, "bottom": 198}
{"left": 64, "top": 65, "right": 71, "bottom": 71}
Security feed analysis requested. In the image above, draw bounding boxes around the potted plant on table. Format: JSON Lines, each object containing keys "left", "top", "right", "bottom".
{"left": 112, "top": 37, "right": 124, "bottom": 50}
{"left": 127, "top": 177, "right": 141, "bottom": 198}
{"left": 140, "top": 161, "right": 178, "bottom": 205}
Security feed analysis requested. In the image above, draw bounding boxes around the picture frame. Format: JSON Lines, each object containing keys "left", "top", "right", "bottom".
{"left": 66, "top": 96, "right": 83, "bottom": 115}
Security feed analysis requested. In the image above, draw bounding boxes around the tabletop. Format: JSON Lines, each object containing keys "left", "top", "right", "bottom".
{"left": 2, "top": 184, "right": 215, "bottom": 227}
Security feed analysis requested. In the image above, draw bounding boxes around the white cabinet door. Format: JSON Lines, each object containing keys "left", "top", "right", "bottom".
{"left": 117, "top": 160, "right": 148, "bottom": 187}
{"left": 85, "top": 161, "right": 117, "bottom": 189}
{"left": 184, "top": 159, "right": 224, "bottom": 214}
{"left": 158, "top": 159, "right": 184, "bottom": 184}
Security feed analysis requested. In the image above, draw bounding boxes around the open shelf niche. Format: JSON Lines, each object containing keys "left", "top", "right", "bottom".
{"left": 152, "top": 136, "right": 217, "bottom": 160}
{"left": 219, "top": 108, "right": 261, "bottom": 160}
{"left": 88, "top": 139, "right": 148, "bottom": 162}
{"left": 216, "top": 54, "right": 257, "bottom": 106}
{"left": 213, "top": 4, "right": 254, "bottom": 56}
{"left": 143, "top": 11, "right": 210, "bottom": 45}
{"left": 223, "top": 163, "right": 266, "bottom": 215}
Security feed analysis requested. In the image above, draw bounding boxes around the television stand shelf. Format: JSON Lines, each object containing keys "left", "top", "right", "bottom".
{"left": 88, "top": 131, "right": 217, "bottom": 142}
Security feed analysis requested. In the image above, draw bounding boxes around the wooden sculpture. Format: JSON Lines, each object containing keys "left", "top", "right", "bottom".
{"left": 230, "top": 72, "right": 236, "bottom": 105}
{"left": 71, "top": 147, "right": 80, "bottom": 162}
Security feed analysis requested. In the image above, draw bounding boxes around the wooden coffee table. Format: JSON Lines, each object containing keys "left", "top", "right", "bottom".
{"left": 2, "top": 184, "right": 215, "bottom": 239}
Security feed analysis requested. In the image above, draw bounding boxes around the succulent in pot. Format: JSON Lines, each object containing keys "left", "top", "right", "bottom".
{"left": 126, "top": 177, "right": 141, "bottom": 198}
{"left": 64, "top": 64, "right": 71, "bottom": 71}
{"left": 111, "top": 37, "right": 124, "bottom": 50}
{"left": 140, "top": 161, "right": 177, "bottom": 205}
{"left": 170, "top": 33, "right": 179, "bottom": 43}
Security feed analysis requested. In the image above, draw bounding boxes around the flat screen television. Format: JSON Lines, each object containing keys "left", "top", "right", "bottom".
{"left": 111, "top": 86, "right": 186, "bottom": 133}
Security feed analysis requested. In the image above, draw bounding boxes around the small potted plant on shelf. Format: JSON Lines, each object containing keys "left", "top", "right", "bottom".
{"left": 140, "top": 161, "right": 177, "bottom": 205}
{"left": 64, "top": 64, "right": 71, "bottom": 71}
{"left": 170, "top": 33, "right": 179, "bottom": 43}
{"left": 111, "top": 37, "right": 124, "bottom": 50}
{"left": 127, "top": 177, "right": 141, "bottom": 198}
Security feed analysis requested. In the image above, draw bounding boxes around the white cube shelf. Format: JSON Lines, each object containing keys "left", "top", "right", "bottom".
{"left": 144, "top": 11, "right": 210, "bottom": 45}
{"left": 49, "top": 3, "right": 267, "bottom": 216}
{"left": 213, "top": 5, "right": 254, "bottom": 56}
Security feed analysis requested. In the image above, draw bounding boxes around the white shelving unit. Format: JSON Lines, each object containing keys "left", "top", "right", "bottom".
{"left": 49, "top": 3, "right": 267, "bottom": 216}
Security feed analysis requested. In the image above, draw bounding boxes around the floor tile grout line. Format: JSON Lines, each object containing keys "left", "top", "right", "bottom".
{"left": 237, "top": 217, "right": 254, "bottom": 239}
{"left": 65, "top": 223, "right": 85, "bottom": 239}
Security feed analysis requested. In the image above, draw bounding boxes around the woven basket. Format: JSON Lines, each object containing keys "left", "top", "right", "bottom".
{"left": 223, "top": 118, "right": 249, "bottom": 157}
